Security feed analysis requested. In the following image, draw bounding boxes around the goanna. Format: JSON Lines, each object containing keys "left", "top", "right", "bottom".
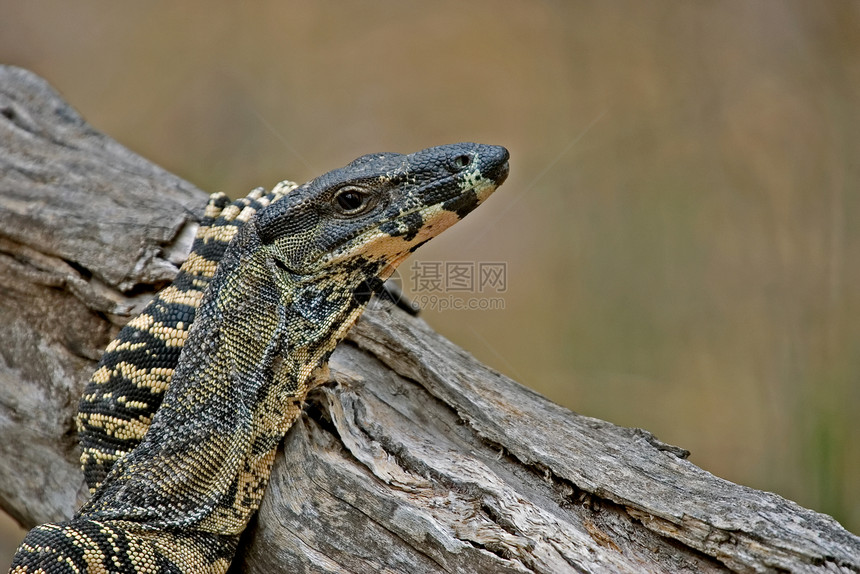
{"left": 10, "top": 143, "right": 510, "bottom": 573}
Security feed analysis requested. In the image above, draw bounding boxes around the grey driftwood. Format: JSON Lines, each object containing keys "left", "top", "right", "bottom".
{"left": 0, "top": 65, "right": 857, "bottom": 573}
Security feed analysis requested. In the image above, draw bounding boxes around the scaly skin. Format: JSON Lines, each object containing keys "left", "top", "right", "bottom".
{"left": 11, "top": 143, "right": 509, "bottom": 573}
{"left": 77, "top": 182, "right": 298, "bottom": 494}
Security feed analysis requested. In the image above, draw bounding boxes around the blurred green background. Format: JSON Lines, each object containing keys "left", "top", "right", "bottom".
{"left": 2, "top": 0, "right": 858, "bottom": 563}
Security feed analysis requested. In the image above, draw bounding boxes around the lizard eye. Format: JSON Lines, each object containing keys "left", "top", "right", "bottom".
{"left": 333, "top": 186, "right": 371, "bottom": 215}
{"left": 449, "top": 154, "right": 473, "bottom": 172}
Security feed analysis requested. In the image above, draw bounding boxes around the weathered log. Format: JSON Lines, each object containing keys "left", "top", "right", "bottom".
{"left": 0, "top": 65, "right": 857, "bottom": 573}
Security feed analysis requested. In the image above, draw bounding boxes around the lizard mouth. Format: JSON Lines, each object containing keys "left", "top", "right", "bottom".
{"left": 378, "top": 144, "right": 509, "bottom": 232}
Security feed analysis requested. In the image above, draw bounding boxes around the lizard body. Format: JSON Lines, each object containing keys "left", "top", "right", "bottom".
{"left": 11, "top": 143, "right": 509, "bottom": 573}
{"left": 77, "top": 182, "right": 298, "bottom": 493}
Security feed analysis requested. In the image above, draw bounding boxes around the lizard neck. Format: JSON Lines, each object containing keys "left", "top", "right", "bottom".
{"left": 191, "top": 253, "right": 376, "bottom": 534}
{"left": 79, "top": 226, "right": 378, "bottom": 536}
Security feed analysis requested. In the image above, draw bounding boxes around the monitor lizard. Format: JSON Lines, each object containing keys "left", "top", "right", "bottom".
{"left": 10, "top": 143, "right": 510, "bottom": 574}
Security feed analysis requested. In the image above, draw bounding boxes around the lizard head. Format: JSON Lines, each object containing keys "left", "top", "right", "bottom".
{"left": 256, "top": 143, "right": 509, "bottom": 284}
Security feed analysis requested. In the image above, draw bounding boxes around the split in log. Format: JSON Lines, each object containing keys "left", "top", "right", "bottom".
{"left": 0, "top": 65, "right": 858, "bottom": 573}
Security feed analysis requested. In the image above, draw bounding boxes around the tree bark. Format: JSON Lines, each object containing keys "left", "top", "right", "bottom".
{"left": 0, "top": 65, "right": 857, "bottom": 574}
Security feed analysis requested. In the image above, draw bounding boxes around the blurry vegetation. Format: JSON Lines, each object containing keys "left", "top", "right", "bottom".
{"left": 1, "top": 0, "right": 858, "bottom": 563}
